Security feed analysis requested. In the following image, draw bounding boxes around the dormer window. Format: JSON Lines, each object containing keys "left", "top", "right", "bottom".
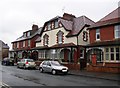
{"left": 24, "top": 33, "right": 26, "bottom": 37}
{"left": 43, "top": 34, "right": 49, "bottom": 46}
{"left": 57, "top": 30, "right": 64, "bottom": 44}
{"left": 59, "top": 22, "right": 62, "bottom": 27}
{"left": 27, "top": 32, "right": 30, "bottom": 37}
{"left": 48, "top": 23, "right": 51, "bottom": 31}
{"left": 51, "top": 21, "right": 55, "bottom": 29}
{"left": 55, "top": 20, "right": 59, "bottom": 28}
{"left": 44, "top": 25, "right": 48, "bottom": 31}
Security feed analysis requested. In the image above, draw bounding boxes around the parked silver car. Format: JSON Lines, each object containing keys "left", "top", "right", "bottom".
{"left": 17, "top": 59, "right": 36, "bottom": 69}
{"left": 39, "top": 60, "right": 68, "bottom": 75}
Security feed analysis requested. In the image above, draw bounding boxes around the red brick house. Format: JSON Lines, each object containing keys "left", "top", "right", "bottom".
{"left": 34, "top": 13, "right": 94, "bottom": 70}
{"left": 10, "top": 24, "right": 42, "bottom": 63}
{"left": 86, "top": 7, "right": 120, "bottom": 73}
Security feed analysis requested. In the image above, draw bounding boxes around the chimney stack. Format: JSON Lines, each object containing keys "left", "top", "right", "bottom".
{"left": 63, "top": 13, "right": 76, "bottom": 21}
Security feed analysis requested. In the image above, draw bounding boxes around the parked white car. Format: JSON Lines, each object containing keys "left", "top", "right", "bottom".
{"left": 17, "top": 59, "right": 36, "bottom": 69}
{"left": 39, "top": 60, "right": 68, "bottom": 75}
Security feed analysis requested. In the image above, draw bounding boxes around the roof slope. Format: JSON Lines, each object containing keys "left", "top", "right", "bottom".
{"left": 100, "top": 7, "right": 120, "bottom": 21}
{"left": 0, "top": 40, "right": 9, "bottom": 49}
{"left": 66, "top": 16, "right": 95, "bottom": 36}
{"left": 89, "top": 7, "right": 120, "bottom": 29}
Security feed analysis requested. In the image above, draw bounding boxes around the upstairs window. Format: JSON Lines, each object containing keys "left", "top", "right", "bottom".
{"left": 23, "top": 41, "right": 25, "bottom": 47}
{"left": 27, "top": 32, "right": 30, "bottom": 37}
{"left": 57, "top": 30, "right": 64, "bottom": 44}
{"left": 28, "top": 40, "right": 30, "bottom": 46}
{"left": 55, "top": 20, "right": 59, "bottom": 28}
{"left": 83, "top": 31, "right": 88, "bottom": 42}
{"left": 51, "top": 21, "right": 55, "bottom": 29}
{"left": 17, "top": 42, "right": 19, "bottom": 48}
{"left": 47, "top": 23, "right": 51, "bottom": 31}
{"left": 96, "top": 29, "right": 100, "bottom": 41}
{"left": 43, "top": 34, "right": 49, "bottom": 46}
{"left": 24, "top": 33, "right": 26, "bottom": 37}
{"left": 114, "top": 25, "right": 120, "bottom": 38}
{"left": 80, "top": 49, "right": 84, "bottom": 59}
{"left": 44, "top": 25, "right": 48, "bottom": 31}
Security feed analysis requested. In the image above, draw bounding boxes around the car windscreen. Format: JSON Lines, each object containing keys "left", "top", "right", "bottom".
{"left": 27, "top": 59, "right": 34, "bottom": 62}
{"left": 51, "top": 61, "right": 61, "bottom": 66}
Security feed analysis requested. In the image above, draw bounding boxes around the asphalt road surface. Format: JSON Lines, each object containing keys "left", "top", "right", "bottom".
{"left": 0, "top": 64, "right": 119, "bottom": 87}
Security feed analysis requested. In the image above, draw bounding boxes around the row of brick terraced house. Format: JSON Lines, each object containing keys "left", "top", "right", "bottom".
{"left": 10, "top": 7, "right": 120, "bottom": 73}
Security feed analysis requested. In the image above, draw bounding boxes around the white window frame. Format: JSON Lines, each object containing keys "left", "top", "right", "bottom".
{"left": 115, "top": 47, "right": 120, "bottom": 61}
{"left": 110, "top": 47, "right": 114, "bottom": 61}
{"left": 27, "top": 32, "right": 30, "bottom": 37}
{"left": 44, "top": 37, "right": 48, "bottom": 46}
{"left": 57, "top": 31, "right": 63, "bottom": 44}
{"left": 80, "top": 49, "right": 84, "bottom": 59}
{"left": 28, "top": 40, "right": 30, "bottom": 46}
{"left": 23, "top": 41, "right": 25, "bottom": 47}
{"left": 47, "top": 23, "right": 51, "bottom": 31}
{"left": 114, "top": 25, "right": 120, "bottom": 38}
{"left": 96, "top": 29, "right": 100, "bottom": 41}
{"left": 104, "top": 47, "right": 120, "bottom": 62}
{"left": 55, "top": 20, "right": 58, "bottom": 28}
{"left": 17, "top": 42, "right": 19, "bottom": 48}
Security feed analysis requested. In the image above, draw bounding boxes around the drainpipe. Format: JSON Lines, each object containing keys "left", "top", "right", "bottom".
{"left": 77, "top": 36, "right": 79, "bottom": 63}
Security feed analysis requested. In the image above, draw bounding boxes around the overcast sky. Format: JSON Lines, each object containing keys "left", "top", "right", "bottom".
{"left": 0, "top": 0, "right": 119, "bottom": 49}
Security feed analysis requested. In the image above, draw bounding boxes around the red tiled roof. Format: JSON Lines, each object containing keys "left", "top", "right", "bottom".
{"left": 89, "top": 18, "right": 120, "bottom": 29}
{"left": 100, "top": 7, "right": 120, "bottom": 21}
{"left": 89, "top": 7, "right": 120, "bottom": 29}
{"left": 32, "top": 43, "right": 76, "bottom": 50}
{"left": 51, "top": 43, "right": 76, "bottom": 48}
{"left": 60, "top": 18, "right": 73, "bottom": 31}
{"left": 86, "top": 38, "right": 120, "bottom": 47}
{"left": 41, "top": 13, "right": 94, "bottom": 37}
{"left": 66, "top": 16, "right": 94, "bottom": 37}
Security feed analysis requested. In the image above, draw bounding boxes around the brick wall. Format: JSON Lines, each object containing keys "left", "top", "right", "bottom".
{"left": 87, "top": 63, "right": 120, "bottom": 73}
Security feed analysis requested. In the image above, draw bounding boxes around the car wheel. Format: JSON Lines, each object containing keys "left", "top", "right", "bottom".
{"left": 39, "top": 68, "right": 43, "bottom": 73}
{"left": 17, "top": 65, "right": 19, "bottom": 68}
{"left": 52, "top": 70, "right": 56, "bottom": 75}
{"left": 23, "top": 65, "right": 26, "bottom": 69}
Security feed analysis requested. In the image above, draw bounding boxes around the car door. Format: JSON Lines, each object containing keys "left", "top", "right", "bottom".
{"left": 20, "top": 59, "right": 25, "bottom": 67}
{"left": 46, "top": 61, "right": 52, "bottom": 72}
{"left": 42, "top": 61, "right": 47, "bottom": 72}
{"left": 18, "top": 59, "right": 22, "bottom": 67}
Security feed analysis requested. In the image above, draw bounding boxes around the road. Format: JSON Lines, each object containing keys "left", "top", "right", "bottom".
{"left": 0, "top": 64, "right": 119, "bottom": 87}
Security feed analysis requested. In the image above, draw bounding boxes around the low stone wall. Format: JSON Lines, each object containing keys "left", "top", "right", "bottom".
{"left": 87, "top": 63, "right": 120, "bottom": 73}
{"left": 62, "top": 63, "right": 80, "bottom": 70}
{"left": 35, "top": 60, "right": 80, "bottom": 70}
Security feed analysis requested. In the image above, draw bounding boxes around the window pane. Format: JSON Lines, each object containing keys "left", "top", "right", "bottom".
{"left": 111, "top": 48, "right": 114, "bottom": 52}
{"left": 55, "top": 20, "right": 58, "bottom": 28}
{"left": 111, "top": 54, "right": 114, "bottom": 60}
{"left": 80, "top": 50, "right": 84, "bottom": 58}
{"left": 116, "top": 47, "right": 119, "bottom": 52}
{"left": 96, "top": 29, "right": 100, "bottom": 33}
{"left": 48, "top": 23, "right": 51, "bottom": 30}
{"left": 105, "top": 54, "right": 109, "bottom": 60}
{"left": 116, "top": 53, "right": 120, "bottom": 60}
{"left": 106, "top": 48, "right": 109, "bottom": 52}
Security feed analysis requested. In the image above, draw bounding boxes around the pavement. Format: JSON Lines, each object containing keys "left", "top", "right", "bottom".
{"left": 69, "top": 70, "right": 120, "bottom": 82}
